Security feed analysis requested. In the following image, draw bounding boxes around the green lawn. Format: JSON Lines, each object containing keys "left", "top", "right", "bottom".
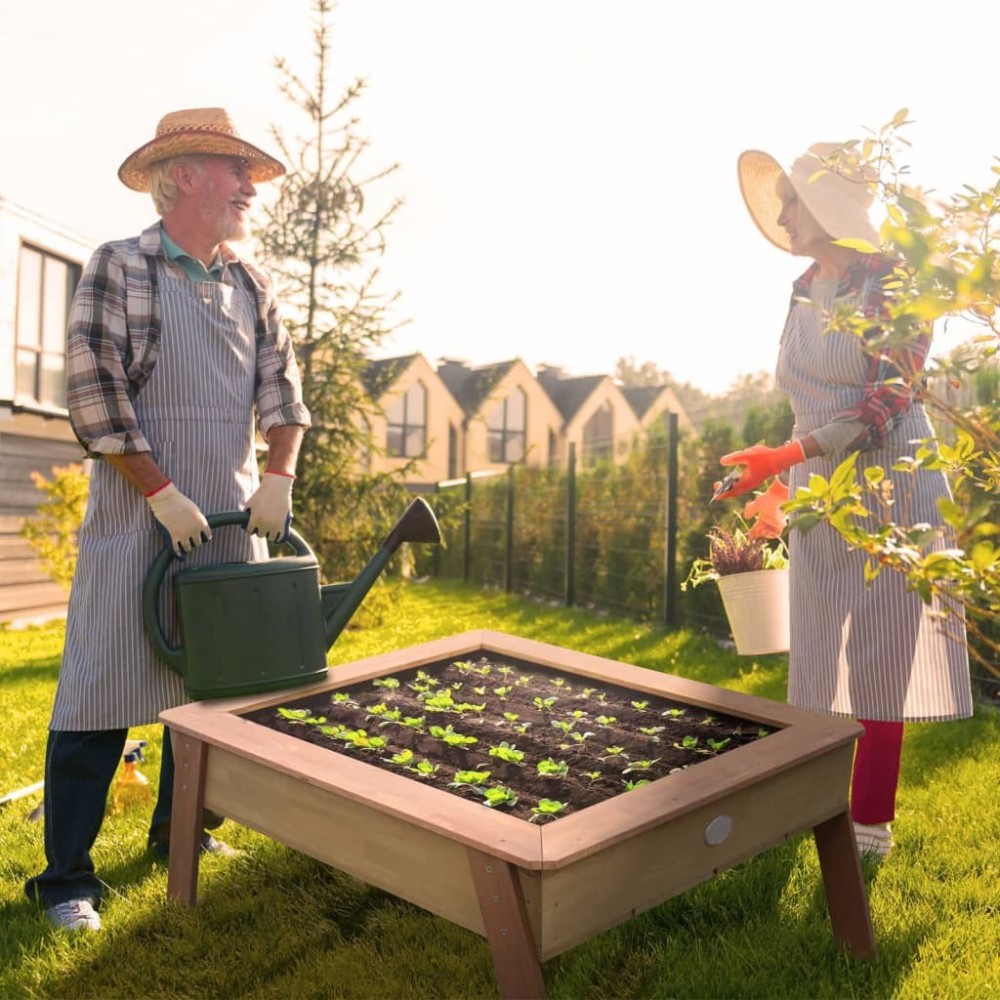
{"left": 2, "top": 579, "right": 999, "bottom": 999}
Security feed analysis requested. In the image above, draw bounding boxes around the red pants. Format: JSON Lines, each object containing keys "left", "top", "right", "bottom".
{"left": 850, "top": 719, "right": 904, "bottom": 824}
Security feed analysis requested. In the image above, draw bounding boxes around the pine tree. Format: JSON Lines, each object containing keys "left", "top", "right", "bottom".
{"left": 256, "top": 0, "right": 414, "bottom": 574}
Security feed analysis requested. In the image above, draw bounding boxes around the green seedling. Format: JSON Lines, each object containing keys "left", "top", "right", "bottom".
{"left": 700, "top": 715, "right": 717, "bottom": 726}
{"left": 493, "top": 685, "right": 513, "bottom": 699}
{"left": 401, "top": 716, "right": 426, "bottom": 730}
{"left": 533, "top": 696, "right": 557, "bottom": 712}
{"left": 502, "top": 711, "right": 519, "bottom": 723}
{"left": 428, "top": 724, "right": 478, "bottom": 748}
{"left": 372, "top": 677, "right": 400, "bottom": 689}
{"left": 622, "top": 758, "right": 659, "bottom": 775}
{"left": 421, "top": 690, "right": 457, "bottom": 712}
{"left": 551, "top": 677, "right": 570, "bottom": 689}
{"left": 331, "top": 692, "right": 354, "bottom": 705}
{"left": 631, "top": 700, "right": 649, "bottom": 711}
{"left": 390, "top": 749, "right": 415, "bottom": 765}
{"left": 674, "top": 734, "right": 699, "bottom": 750}
{"left": 515, "top": 674, "right": 533, "bottom": 686}
{"left": 530, "top": 799, "right": 568, "bottom": 822}
{"left": 706, "top": 737, "right": 731, "bottom": 752}
{"left": 624, "top": 779, "right": 651, "bottom": 790}
{"left": 449, "top": 769, "right": 491, "bottom": 788}
{"left": 366, "top": 703, "right": 389, "bottom": 717}
{"left": 580, "top": 687, "right": 597, "bottom": 699}
{"left": 569, "top": 731, "right": 593, "bottom": 743}
{"left": 450, "top": 682, "right": 463, "bottom": 691}
{"left": 342, "top": 730, "right": 386, "bottom": 751}
{"left": 451, "top": 659, "right": 476, "bottom": 674}
{"left": 757, "top": 728, "right": 770, "bottom": 739}
{"left": 583, "top": 771, "right": 602, "bottom": 783}
{"left": 537, "top": 758, "right": 569, "bottom": 778}
{"left": 408, "top": 759, "right": 439, "bottom": 778}
{"left": 318, "top": 723, "right": 345, "bottom": 737}
{"left": 639, "top": 726, "right": 665, "bottom": 737}
{"left": 514, "top": 724, "right": 531, "bottom": 734}
{"left": 498, "top": 665, "right": 514, "bottom": 680}
{"left": 470, "top": 664, "right": 492, "bottom": 677}
{"left": 376, "top": 709, "right": 402, "bottom": 725}
{"left": 662, "top": 707, "right": 686, "bottom": 718}
{"left": 551, "top": 719, "right": 576, "bottom": 734}
{"left": 473, "top": 686, "right": 487, "bottom": 696}
{"left": 481, "top": 786, "right": 518, "bottom": 809}
{"left": 454, "top": 702, "right": 486, "bottom": 714}
{"left": 488, "top": 742, "right": 525, "bottom": 764}
{"left": 595, "top": 715, "right": 617, "bottom": 726}
{"left": 277, "top": 707, "right": 312, "bottom": 721}
{"left": 567, "top": 709, "right": 588, "bottom": 720}
{"left": 603, "top": 745, "right": 627, "bottom": 757}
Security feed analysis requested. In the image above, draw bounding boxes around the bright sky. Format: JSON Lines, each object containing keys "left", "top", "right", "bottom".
{"left": 1, "top": 1, "right": 996, "bottom": 395}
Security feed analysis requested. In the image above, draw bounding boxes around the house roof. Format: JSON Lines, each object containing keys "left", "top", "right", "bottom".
{"left": 436, "top": 359, "right": 518, "bottom": 415}
{"left": 537, "top": 371, "right": 606, "bottom": 421}
{"left": 362, "top": 354, "right": 417, "bottom": 396}
{"left": 620, "top": 385, "right": 663, "bottom": 420}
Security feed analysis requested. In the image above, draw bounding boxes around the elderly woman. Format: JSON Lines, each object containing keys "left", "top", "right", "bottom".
{"left": 714, "top": 142, "right": 973, "bottom": 859}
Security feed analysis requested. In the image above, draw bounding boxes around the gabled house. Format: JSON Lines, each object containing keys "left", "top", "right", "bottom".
{"left": 437, "top": 358, "right": 564, "bottom": 473}
{"left": 0, "top": 197, "right": 94, "bottom": 623}
{"left": 361, "top": 353, "right": 465, "bottom": 488}
{"left": 619, "top": 384, "right": 693, "bottom": 435}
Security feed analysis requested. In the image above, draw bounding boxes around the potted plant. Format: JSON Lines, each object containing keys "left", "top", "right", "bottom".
{"left": 682, "top": 518, "right": 790, "bottom": 655}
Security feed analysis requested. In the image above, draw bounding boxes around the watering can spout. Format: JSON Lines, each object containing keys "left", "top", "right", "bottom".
{"left": 322, "top": 497, "right": 441, "bottom": 648}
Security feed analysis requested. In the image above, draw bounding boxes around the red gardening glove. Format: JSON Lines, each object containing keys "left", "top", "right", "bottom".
{"left": 743, "top": 479, "right": 789, "bottom": 539}
{"left": 714, "top": 441, "right": 805, "bottom": 500}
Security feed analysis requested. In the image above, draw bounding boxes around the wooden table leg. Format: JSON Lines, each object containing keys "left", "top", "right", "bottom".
{"left": 166, "top": 733, "right": 208, "bottom": 906}
{"left": 467, "top": 848, "right": 546, "bottom": 1000}
{"left": 813, "top": 809, "right": 877, "bottom": 958}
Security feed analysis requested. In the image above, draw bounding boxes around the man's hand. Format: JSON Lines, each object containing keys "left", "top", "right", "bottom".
{"left": 245, "top": 472, "right": 294, "bottom": 542}
{"left": 714, "top": 441, "right": 806, "bottom": 500}
{"left": 743, "top": 479, "right": 789, "bottom": 539}
{"left": 144, "top": 481, "right": 211, "bottom": 556}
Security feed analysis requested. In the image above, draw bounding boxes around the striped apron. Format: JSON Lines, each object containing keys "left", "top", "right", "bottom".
{"left": 777, "top": 284, "right": 973, "bottom": 722}
{"left": 51, "top": 260, "right": 268, "bottom": 730}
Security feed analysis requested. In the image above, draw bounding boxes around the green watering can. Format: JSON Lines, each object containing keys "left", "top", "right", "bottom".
{"left": 142, "top": 498, "right": 441, "bottom": 700}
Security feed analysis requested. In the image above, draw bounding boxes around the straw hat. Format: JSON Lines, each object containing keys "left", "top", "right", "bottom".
{"left": 737, "top": 143, "right": 881, "bottom": 253}
{"left": 118, "top": 107, "right": 286, "bottom": 192}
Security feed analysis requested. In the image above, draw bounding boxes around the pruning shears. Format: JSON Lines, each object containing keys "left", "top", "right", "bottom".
{"left": 711, "top": 466, "right": 744, "bottom": 503}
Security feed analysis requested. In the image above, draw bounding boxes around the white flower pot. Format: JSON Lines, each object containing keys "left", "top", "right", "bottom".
{"left": 716, "top": 568, "right": 790, "bottom": 655}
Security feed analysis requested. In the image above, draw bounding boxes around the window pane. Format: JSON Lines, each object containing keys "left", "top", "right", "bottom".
{"left": 486, "top": 400, "right": 505, "bottom": 430}
{"left": 385, "top": 396, "right": 405, "bottom": 424}
{"left": 40, "top": 353, "right": 66, "bottom": 407}
{"left": 17, "top": 247, "right": 42, "bottom": 349}
{"left": 42, "top": 257, "right": 71, "bottom": 352}
{"left": 407, "top": 381, "right": 426, "bottom": 412}
{"left": 488, "top": 430, "right": 503, "bottom": 463}
{"left": 507, "top": 388, "right": 526, "bottom": 430}
{"left": 16, "top": 347, "right": 37, "bottom": 398}
{"left": 405, "top": 427, "right": 425, "bottom": 457}
{"left": 387, "top": 426, "right": 404, "bottom": 457}
{"left": 506, "top": 432, "right": 525, "bottom": 463}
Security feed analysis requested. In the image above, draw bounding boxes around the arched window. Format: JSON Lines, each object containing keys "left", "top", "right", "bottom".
{"left": 582, "top": 401, "right": 613, "bottom": 465}
{"left": 487, "top": 387, "right": 526, "bottom": 463}
{"left": 386, "top": 380, "right": 427, "bottom": 457}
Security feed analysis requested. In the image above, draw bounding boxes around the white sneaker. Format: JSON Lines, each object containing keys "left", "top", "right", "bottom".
{"left": 45, "top": 899, "right": 101, "bottom": 932}
{"left": 853, "top": 821, "right": 893, "bottom": 860}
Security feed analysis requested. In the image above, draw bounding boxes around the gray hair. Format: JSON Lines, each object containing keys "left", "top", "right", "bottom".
{"left": 148, "top": 155, "right": 206, "bottom": 215}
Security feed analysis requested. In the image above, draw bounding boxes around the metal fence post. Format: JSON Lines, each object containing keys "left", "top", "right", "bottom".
{"left": 663, "top": 412, "right": 679, "bottom": 628}
{"left": 565, "top": 442, "right": 576, "bottom": 607}
{"left": 505, "top": 466, "right": 515, "bottom": 593}
{"left": 463, "top": 472, "right": 473, "bottom": 583}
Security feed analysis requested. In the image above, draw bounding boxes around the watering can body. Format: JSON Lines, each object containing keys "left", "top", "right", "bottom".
{"left": 142, "top": 500, "right": 440, "bottom": 700}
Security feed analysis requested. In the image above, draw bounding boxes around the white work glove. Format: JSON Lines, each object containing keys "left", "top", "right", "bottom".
{"left": 245, "top": 472, "right": 294, "bottom": 542}
{"left": 144, "top": 481, "right": 212, "bottom": 557}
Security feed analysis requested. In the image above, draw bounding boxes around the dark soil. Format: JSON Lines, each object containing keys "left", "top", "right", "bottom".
{"left": 243, "top": 653, "right": 775, "bottom": 824}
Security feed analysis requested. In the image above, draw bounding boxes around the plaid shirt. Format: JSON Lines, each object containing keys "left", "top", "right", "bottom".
{"left": 66, "top": 222, "right": 310, "bottom": 455}
{"left": 790, "top": 254, "right": 929, "bottom": 451}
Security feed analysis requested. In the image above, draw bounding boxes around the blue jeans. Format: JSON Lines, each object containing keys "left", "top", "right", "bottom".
{"left": 24, "top": 726, "right": 176, "bottom": 908}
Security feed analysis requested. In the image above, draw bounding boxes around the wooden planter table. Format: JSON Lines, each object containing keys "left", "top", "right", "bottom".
{"left": 160, "top": 631, "right": 875, "bottom": 999}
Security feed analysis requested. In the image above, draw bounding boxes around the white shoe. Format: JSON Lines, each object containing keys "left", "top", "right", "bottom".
{"left": 45, "top": 899, "right": 101, "bottom": 932}
{"left": 853, "top": 821, "right": 893, "bottom": 860}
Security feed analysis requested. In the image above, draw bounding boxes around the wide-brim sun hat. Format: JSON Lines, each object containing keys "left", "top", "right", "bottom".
{"left": 737, "top": 143, "right": 881, "bottom": 253}
{"left": 118, "top": 107, "right": 286, "bottom": 192}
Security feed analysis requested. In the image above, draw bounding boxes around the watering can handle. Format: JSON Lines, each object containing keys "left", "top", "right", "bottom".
{"left": 142, "top": 510, "right": 315, "bottom": 676}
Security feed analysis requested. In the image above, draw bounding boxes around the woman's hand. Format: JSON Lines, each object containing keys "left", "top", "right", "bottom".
{"left": 743, "top": 479, "right": 789, "bottom": 539}
{"left": 714, "top": 440, "right": 806, "bottom": 499}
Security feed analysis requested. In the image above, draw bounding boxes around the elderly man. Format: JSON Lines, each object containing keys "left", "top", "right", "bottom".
{"left": 25, "top": 108, "right": 310, "bottom": 932}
